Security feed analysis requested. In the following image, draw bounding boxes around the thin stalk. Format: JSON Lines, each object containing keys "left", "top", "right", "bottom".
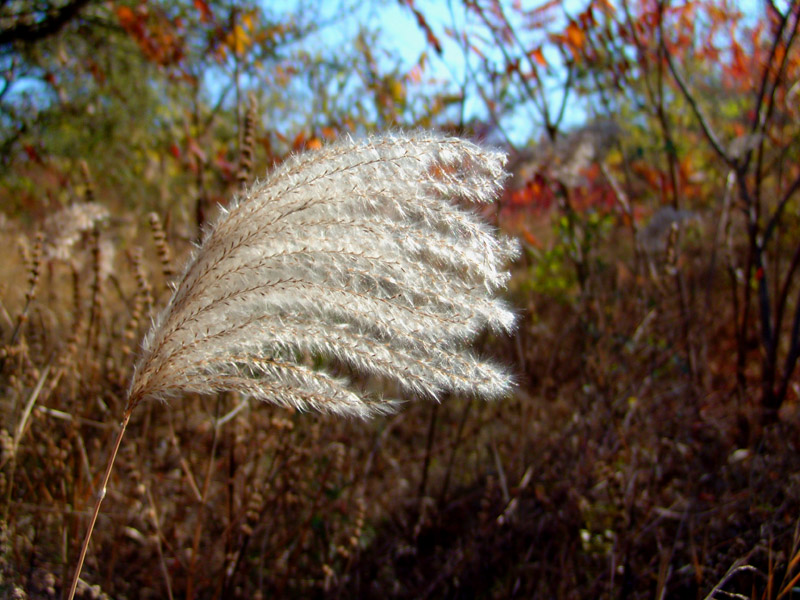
{"left": 146, "top": 488, "right": 175, "bottom": 600}
{"left": 418, "top": 402, "right": 439, "bottom": 505}
{"left": 438, "top": 398, "right": 473, "bottom": 507}
{"left": 67, "top": 407, "right": 133, "bottom": 600}
{"left": 2, "top": 363, "right": 52, "bottom": 519}
{"left": 185, "top": 396, "right": 223, "bottom": 600}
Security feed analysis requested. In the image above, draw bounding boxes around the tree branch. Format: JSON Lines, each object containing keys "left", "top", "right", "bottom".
{"left": 0, "top": 0, "right": 94, "bottom": 49}
{"left": 751, "top": 5, "right": 800, "bottom": 195}
{"left": 774, "top": 241, "right": 800, "bottom": 352}
{"left": 776, "top": 270, "right": 800, "bottom": 405}
{"left": 763, "top": 171, "right": 800, "bottom": 247}
{"left": 660, "top": 30, "right": 734, "bottom": 166}
{"left": 748, "top": 1, "right": 792, "bottom": 144}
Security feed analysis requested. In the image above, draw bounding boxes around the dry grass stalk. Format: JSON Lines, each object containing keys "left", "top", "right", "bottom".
{"left": 148, "top": 211, "right": 174, "bottom": 281}
{"left": 79, "top": 160, "right": 94, "bottom": 204}
{"left": 68, "top": 131, "right": 518, "bottom": 597}
{"left": 86, "top": 230, "right": 104, "bottom": 358}
{"left": 1, "top": 233, "right": 44, "bottom": 375}
{"left": 121, "top": 247, "right": 153, "bottom": 361}
{"left": 236, "top": 92, "right": 258, "bottom": 189}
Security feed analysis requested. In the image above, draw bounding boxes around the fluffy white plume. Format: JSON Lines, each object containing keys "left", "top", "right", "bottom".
{"left": 128, "top": 131, "right": 519, "bottom": 418}
{"left": 44, "top": 202, "right": 109, "bottom": 261}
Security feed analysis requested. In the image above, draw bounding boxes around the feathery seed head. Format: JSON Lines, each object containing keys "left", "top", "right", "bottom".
{"left": 44, "top": 202, "right": 109, "bottom": 261}
{"left": 128, "top": 131, "right": 519, "bottom": 418}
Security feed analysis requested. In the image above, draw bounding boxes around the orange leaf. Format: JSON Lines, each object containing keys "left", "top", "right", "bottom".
{"left": 292, "top": 131, "right": 306, "bottom": 151}
{"left": 531, "top": 46, "right": 548, "bottom": 67}
{"left": 521, "top": 226, "right": 542, "bottom": 249}
{"left": 115, "top": 5, "right": 136, "bottom": 28}
{"left": 408, "top": 64, "right": 423, "bottom": 84}
{"left": 306, "top": 137, "right": 323, "bottom": 151}
{"left": 565, "top": 21, "right": 585, "bottom": 50}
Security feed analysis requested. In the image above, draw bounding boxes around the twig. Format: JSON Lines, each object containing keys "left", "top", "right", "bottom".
{"left": 702, "top": 556, "right": 758, "bottom": 600}
{"left": 215, "top": 396, "right": 250, "bottom": 428}
{"left": 34, "top": 405, "right": 110, "bottom": 429}
{"left": 489, "top": 439, "right": 510, "bottom": 505}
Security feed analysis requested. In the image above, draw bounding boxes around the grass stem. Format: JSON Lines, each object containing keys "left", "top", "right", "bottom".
{"left": 67, "top": 407, "right": 133, "bottom": 600}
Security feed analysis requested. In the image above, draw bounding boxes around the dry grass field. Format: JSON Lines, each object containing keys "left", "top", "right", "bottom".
{"left": 1, "top": 147, "right": 798, "bottom": 599}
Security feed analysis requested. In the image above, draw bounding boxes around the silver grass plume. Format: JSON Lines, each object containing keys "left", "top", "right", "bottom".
{"left": 127, "top": 131, "right": 519, "bottom": 418}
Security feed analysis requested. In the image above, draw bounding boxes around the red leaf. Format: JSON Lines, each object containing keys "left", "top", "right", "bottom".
{"left": 193, "top": 0, "right": 213, "bottom": 23}
{"left": 23, "top": 144, "right": 42, "bottom": 164}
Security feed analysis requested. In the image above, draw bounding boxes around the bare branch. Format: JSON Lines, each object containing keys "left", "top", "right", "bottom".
{"left": 472, "top": 3, "right": 548, "bottom": 133}
{"left": 751, "top": 5, "right": 800, "bottom": 183}
{"left": 748, "top": 1, "right": 796, "bottom": 144}
{"left": 763, "top": 171, "right": 800, "bottom": 247}
{"left": 776, "top": 266, "right": 800, "bottom": 404}
{"left": 657, "top": 13, "right": 734, "bottom": 166}
{"left": 774, "top": 241, "right": 800, "bottom": 353}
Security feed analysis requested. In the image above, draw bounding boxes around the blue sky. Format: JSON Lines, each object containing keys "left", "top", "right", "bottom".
{"left": 299, "top": 0, "right": 587, "bottom": 144}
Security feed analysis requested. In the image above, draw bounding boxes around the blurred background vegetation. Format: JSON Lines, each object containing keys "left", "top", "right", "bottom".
{"left": 1, "top": 0, "right": 800, "bottom": 598}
